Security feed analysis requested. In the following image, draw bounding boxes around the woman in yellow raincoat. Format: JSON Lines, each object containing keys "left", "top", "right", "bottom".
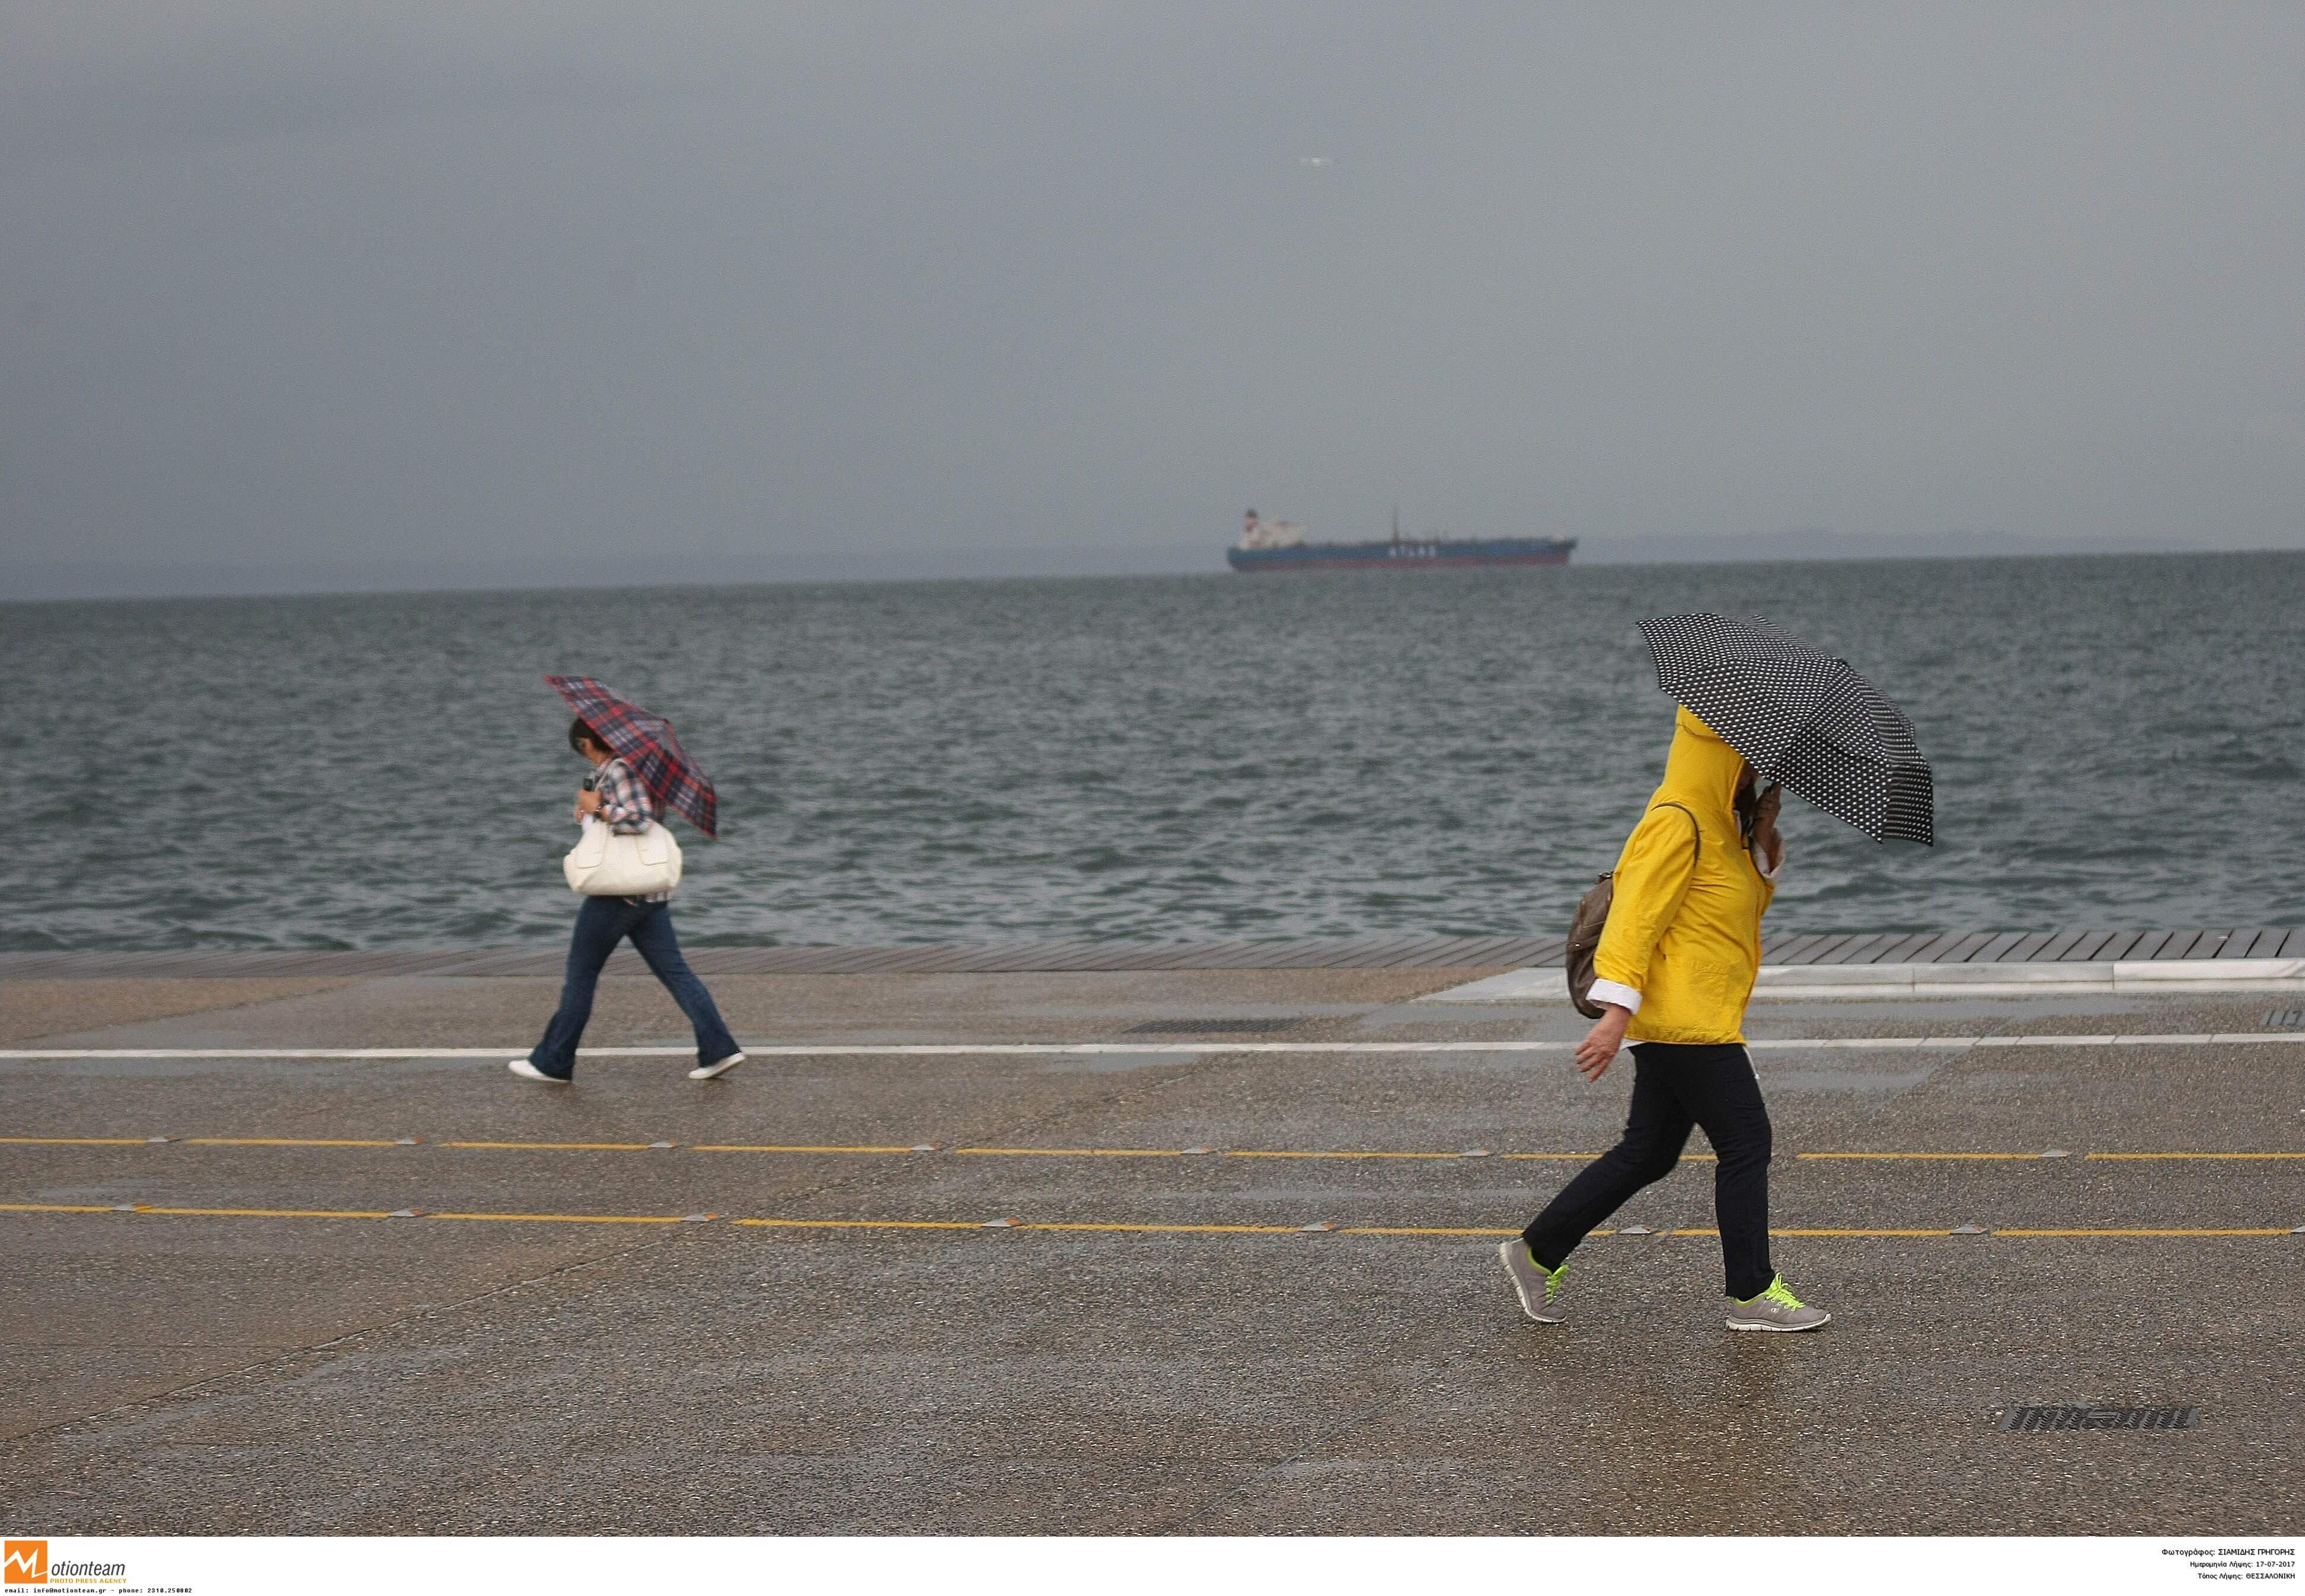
{"left": 1498, "top": 707, "right": 1831, "bottom": 1332}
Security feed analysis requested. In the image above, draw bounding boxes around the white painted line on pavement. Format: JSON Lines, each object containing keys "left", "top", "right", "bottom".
{"left": 1, "top": 1033, "right": 2300, "bottom": 1060}
{"left": 1421, "top": 957, "right": 2305, "bottom": 1003}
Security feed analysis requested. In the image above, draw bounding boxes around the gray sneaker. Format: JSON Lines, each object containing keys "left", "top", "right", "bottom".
{"left": 1725, "top": 1276, "right": 1831, "bottom": 1332}
{"left": 1498, "top": 1239, "right": 1569, "bottom": 1323}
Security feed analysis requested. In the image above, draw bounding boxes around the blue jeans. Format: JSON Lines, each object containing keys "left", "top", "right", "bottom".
{"left": 528, "top": 896, "right": 740, "bottom": 1078}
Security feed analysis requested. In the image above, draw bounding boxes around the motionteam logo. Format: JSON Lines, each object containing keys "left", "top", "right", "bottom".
{"left": 2000, "top": 1403, "right": 2198, "bottom": 1431}
{"left": 2, "top": 1542, "right": 46, "bottom": 1585}
{"left": 4, "top": 1541, "right": 127, "bottom": 1587}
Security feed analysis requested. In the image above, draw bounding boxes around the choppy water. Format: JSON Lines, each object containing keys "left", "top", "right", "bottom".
{"left": 9, "top": 551, "right": 2303, "bottom": 951}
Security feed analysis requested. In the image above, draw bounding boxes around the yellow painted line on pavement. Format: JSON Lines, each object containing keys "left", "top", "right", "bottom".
{"left": 1643, "top": 1227, "right": 1956, "bottom": 1237}
{"left": 440, "top": 1141, "right": 659, "bottom": 1151}
{"left": 1797, "top": 1151, "right": 2044, "bottom": 1161}
{"left": 954, "top": 1147, "right": 1187, "bottom": 1158}
{"left": 2, "top": 1202, "right": 2298, "bottom": 1240}
{"left": 1019, "top": 1221, "right": 1306, "bottom": 1234}
{"left": 1222, "top": 1149, "right": 1470, "bottom": 1160}
{"left": 0, "top": 1136, "right": 155, "bottom": 1146}
{"left": 1499, "top": 1151, "right": 1726, "bottom": 1161}
{"left": 184, "top": 1137, "right": 407, "bottom": 1148}
{"left": 15, "top": 1134, "right": 2305, "bottom": 1163}
{"left": 75, "top": 1202, "right": 400, "bottom": 1219}
{"left": 141, "top": 1204, "right": 399, "bottom": 1219}
{"left": 692, "top": 1144, "right": 921, "bottom": 1154}
{"left": 0, "top": 1199, "right": 690, "bottom": 1224}
{"left": 426, "top": 1211, "right": 695, "bottom": 1224}
{"left": 734, "top": 1218, "right": 987, "bottom": 1230}
{"left": 736, "top": 1219, "right": 2303, "bottom": 1241}
{"left": 0, "top": 1201, "right": 121, "bottom": 1212}
{"left": 1993, "top": 1227, "right": 2296, "bottom": 1237}
{"left": 2086, "top": 1151, "right": 2305, "bottom": 1160}
{"left": 1758, "top": 1228, "right": 1959, "bottom": 1238}
{"left": 746, "top": 1218, "right": 1526, "bottom": 1236}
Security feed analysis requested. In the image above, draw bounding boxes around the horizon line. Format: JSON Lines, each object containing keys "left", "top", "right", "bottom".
{"left": 4, "top": 535, "right": 2300, "bottom": 607}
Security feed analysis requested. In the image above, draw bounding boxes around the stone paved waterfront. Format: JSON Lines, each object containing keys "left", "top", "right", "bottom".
{"left": 2, "top": 962, "right": 2300, "bottom": 1534}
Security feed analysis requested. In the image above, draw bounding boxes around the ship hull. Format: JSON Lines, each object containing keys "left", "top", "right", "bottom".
{"left": 1227, "top": 537, "right": 1575, "bottom": 573}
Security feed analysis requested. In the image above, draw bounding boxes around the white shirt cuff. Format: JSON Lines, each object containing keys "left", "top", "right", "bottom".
{"left": 1587, "top": 978, "right": 1643, "bottom": 1016}
{"left": 1754, "top": 841, "right": 1784, "bottom": 881}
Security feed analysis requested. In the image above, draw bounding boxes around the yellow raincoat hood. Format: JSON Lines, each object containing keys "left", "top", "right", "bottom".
{"left": 1591, "top": 707, "right": 1777, "bottom": 1045}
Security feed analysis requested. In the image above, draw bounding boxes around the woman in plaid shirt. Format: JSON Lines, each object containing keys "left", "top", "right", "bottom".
{"left": 509, "top": 719, "right": 746, "bottom": 1084}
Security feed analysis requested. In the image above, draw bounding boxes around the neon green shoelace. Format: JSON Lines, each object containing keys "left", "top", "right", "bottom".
{"left": 1758, "top": 1278, "right": 1804, "bottom": 1310}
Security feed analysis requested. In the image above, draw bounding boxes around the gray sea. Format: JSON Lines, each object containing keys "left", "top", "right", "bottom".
{"left": 9, "top": 551, "right": 2303, "bottom": 952}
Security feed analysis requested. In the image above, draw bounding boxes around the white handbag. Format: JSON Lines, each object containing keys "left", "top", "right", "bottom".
{"left": 563, "top": 817, "right": 684, "bottom": 897}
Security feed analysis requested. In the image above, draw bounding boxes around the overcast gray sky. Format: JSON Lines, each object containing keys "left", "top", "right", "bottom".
{"left": 5, "top": 2, "right": 2302, "bottom": 596}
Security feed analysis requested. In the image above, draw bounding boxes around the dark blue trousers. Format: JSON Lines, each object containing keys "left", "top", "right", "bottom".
{"left": 1521, "top": 1041, "right": 1776, "bottom": 1300}
{"left": 528, "top": 896, "right": 739, "bottom": 1078}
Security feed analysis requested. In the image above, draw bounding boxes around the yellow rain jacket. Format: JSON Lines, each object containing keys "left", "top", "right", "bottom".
{"left": 1590, "top": 707, "right": 1777, "bottom": 1045}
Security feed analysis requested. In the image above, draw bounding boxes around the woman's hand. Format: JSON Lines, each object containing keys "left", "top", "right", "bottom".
{"left": 574, "top": 788, "right": 603, "bottom": 821}
{"left": 1753, "top": 784, "right": 1783, "bottom": 874}
{"left": 1574, "top": 1006, "right": 1631, "bottom": 1081}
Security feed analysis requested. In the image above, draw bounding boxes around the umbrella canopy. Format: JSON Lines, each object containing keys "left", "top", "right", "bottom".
{"left": 545, "top": 676, "right": 719, "bottom": 839}
{"left": 1636, "top": 613, "right": 1934, "bottom": 845}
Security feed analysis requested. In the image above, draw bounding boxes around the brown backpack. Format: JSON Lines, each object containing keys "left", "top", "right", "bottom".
{"left": 1566, "top": 802, "right": 1699, "bottom": 1019}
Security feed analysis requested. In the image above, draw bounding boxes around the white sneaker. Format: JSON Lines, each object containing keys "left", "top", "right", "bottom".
{"left": 688, "top": 1051, "right": 745, "bottom": 1081}
{"left": 507, "top": 1059, "right": 572, "bottom": 1084}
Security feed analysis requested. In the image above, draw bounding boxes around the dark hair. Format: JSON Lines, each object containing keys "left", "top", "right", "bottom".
{"left": 569, "top": 716, "right": 604, "bottom": 755}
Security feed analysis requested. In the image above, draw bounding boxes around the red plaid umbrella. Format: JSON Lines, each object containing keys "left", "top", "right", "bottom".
{"left": 545, "top": 676, "right": 719, "bottom": 839}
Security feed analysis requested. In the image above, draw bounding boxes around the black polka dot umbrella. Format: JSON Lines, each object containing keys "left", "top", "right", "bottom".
{"left": 1636, "top": 612, "right": 1935, "bottom": 845}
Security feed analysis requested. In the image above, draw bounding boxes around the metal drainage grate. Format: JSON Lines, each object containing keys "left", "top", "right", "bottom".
{"left": 1999, "top": 1404, "right": 2197, "bottom": 1432}
{"left": 1124, "top": 1018, "right": 1305, "bottom": 1036}
{"left": 2263, "top": 1008, "right": 2305, "bottom": 1030}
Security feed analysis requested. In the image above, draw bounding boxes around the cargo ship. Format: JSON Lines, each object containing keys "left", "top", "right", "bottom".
{"left": 1226, "top": 508, "right": 1576, "bottom": 573}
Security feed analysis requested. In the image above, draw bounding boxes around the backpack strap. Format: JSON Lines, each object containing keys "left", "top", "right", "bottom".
{"left": 1650, "top": 800, "right": 1701, "bottom": 867}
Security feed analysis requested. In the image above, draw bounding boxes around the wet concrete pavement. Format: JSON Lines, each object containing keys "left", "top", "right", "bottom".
{"left": 2, "top": 966, "right": 2300, "bottom": 1533}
